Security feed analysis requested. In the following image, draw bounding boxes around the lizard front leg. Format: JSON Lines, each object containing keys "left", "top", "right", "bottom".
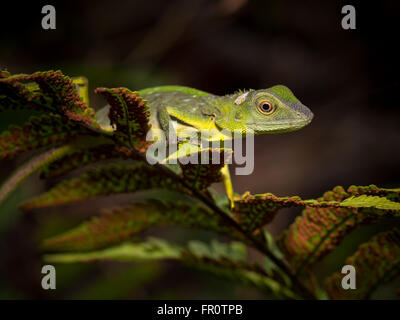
{"left": 160, "top": 105, "right": 235, "bottom": 207}
{"left": 221, "top": 164, "right": 235, "bottom": 209}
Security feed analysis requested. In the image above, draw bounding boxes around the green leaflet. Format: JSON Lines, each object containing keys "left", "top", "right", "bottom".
{"left": 187, "top": 239, "right": 246, "bottom": 261}
{"left": 0, "top": 71, "right": 99, "bottom": 130}
{"left": 44, "top": 236, "right": 183, "bottom": 259}
{"left": 95, "top": 87, "right": 151, "bottom": 151}
{"left": 325, "top": 228, "right": 400, "bottom": 299}
{"left": 41, "top": 200, "right": 238, "bottom": 252}
{"left": 262, "top": 231, "right": 292, "bottom": 288}
{"left": 0, "top": 113, "right": 91, "bottom": 160}
{"left": 347, "top": 184, "right": 400, "bottom": 202}
{"left": 44, "top": 237, "right": 298, "bottom": 299}
{"left": 43, "top": 237, "right": 246, "bottom": 262}
{"left": 233, "top": 188, "right": 400, "bottom": 233}
{"left": 341, "top": 195, "right": 400, "bottom": 211}
{"left": 278, "top": 186, "right": 400, "bottom": 274}
{"left": 20, "top": 162, "right": 190, "bottom": 210}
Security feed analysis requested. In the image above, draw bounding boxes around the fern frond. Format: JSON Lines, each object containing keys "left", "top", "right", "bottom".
{"left": 45, "top": 238, "right": 181, "bottom": 261}
{"left": 95, "top": 88, "right": 151, "bottom": 151}
{"left": 20, "top": 163, "right": 190, "bottom": 210}
{"left": 39, "top": 144, "right": 140, "bottom": 179}
{"left": 0, "top": 114, "right": 91, "bottom": 160}
{"left": 348, "top": 184, "right": 400, "bottom": 202}
{"left": 233, "top": 193, "right": 305, "bottom": 233}
{"left": 325, "top": 228, "right": 400, "bottom": 299}
{"left": 0, "top": 73, "right": 49, "bottom": 112}
{"left": 278, "top": 186, "right": 400, "bottom": 274}
{"left": 44, "top": 237, "right": 298, "bottom": 299}
{"left": 234, "top": 187, "right": 400, "bottom": 234}
{"left": 0, "top": 71, "right": 99, "bottom": 130}
{"left": 341, "top": 195, "right": 400, "bottom": 210}
{"left": 41, "top": 201, "right": 237, "bottom": 252}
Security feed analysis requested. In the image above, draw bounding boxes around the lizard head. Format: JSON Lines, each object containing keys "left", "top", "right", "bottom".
{"left": 215, "top": 85, "right": 313, "bottom": 134}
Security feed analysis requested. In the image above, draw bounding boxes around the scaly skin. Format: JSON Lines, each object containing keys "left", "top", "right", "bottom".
{"left": 95, "top": 85, "right": 314, "bottom": 206}
{"left": 138, "top": 85, "right": 313, "bottom": 135}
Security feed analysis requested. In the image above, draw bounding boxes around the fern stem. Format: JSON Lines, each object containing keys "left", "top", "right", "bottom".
{"left": 121, "top": 144, "right": 316, "bottom": 299}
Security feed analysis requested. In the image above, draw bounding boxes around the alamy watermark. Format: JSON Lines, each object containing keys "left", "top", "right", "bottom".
{"left": 341, "top": 265, "right": 356, "bottom": 290}
{"left": 341, "top": 5, "right": 356, "bottom": 30}
{"left": 41, "top": 5, "right": 56, "bottom": 30}
{"left": 41, "top": 265, "right": 56, "bottom": 290}
{"left": 145, "top": 124, "right": 255, "bottom": 175}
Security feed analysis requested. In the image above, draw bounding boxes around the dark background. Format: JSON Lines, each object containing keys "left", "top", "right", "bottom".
{"left": 0, "top": 0, "right": 399, "bottom": 299}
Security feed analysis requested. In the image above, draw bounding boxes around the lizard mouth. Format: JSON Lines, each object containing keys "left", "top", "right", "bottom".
{"left": 250, "top": 118, "right": 312, "bottom": 127}
{"left": 247, "top": 118, "right": 313, "bottom": 134}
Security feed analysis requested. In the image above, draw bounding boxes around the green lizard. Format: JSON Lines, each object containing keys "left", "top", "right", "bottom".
{"left": 94, "top": 85, "right": 313, "bottom": 205}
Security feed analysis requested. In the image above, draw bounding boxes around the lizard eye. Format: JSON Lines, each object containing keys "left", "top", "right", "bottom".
{"left": 257, "top": 101, "right": 275, "bottom": 115}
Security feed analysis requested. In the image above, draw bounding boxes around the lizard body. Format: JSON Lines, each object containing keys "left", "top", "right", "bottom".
{"left": 97, "top": 84, "right": 313, "bottom": 137}
{"left": 95, "top": 85, "right": 313, "bottom": 204}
